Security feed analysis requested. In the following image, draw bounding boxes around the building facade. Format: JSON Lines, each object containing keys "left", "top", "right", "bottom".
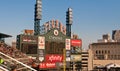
{"left": 112, "top": 30, "right": 120, "bottom": 42}
{"left": 88, "top": 42, "right": 120, "bottom": 71}
{"left": 81, "top": 50, "right": 88, "bottom": 71}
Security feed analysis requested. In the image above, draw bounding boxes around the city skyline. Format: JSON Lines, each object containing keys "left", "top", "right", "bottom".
{"left": 0, "top": 0, "right": 120, "bottom": 49}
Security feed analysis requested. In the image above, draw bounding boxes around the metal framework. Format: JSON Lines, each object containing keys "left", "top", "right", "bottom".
{"left": 34, "top": 0, "right": 42, "bottom": 35}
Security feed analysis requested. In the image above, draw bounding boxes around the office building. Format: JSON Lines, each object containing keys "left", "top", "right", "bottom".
{"left": 88, "top": 34, "right": 120, "bottom": 71}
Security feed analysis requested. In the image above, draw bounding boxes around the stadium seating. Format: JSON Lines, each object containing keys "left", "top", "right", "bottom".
{"left": 0, "top": 42, "right": 37, "bottom": 71}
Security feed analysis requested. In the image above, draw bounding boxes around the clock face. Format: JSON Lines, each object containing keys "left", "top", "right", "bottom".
{"left": 54, "top": 30, "right": 59, "bottom": 36}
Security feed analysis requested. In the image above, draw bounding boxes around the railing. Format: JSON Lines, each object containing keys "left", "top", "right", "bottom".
{"left": 0, "top": 66, "right": 9, "bottom": 71}
{"left": 0, "top": 52, "right": 37, "bottom": 71}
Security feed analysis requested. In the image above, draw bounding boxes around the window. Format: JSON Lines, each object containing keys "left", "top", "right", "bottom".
{"left": 105, "top": 50, "right": 107, "bottom": 54}
{"left": 96, "top": 50, "right": 98, "bottom": 54}
{"left": 102, "top": 50, "right": 104, "bottom": 54}
{"left": 108, "top": 50, "right": 110, "bottom": 54}
{"left": 99, "top": 50, "right": 101, "bottom": 54}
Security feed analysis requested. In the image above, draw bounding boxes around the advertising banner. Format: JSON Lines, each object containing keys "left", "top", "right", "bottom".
{"left": 66, "top": 51, "right": 71, "bottom": 61}
{"left": 71, "top": 55, "right": 81, "bottom": 61}
{"left": 71, "top": 47, "right": 82, "bottom": 53}
{"left": 66, "top": 51, "right": 70, "bottom": 57}
{"left": 22, "top": 35, "right": 37, "bottom": 43}
{"left": 40, "top": 62, "right": 56, "bottom": 68}
{"left": 38, "top": 36, "right": 45, "bottom": 49}
{"left": 65, "top": 39, "right": 71, "bottom": 50}
{"left": 45, "top": 54, "right": 63, "bottom": 62}
{"left": 71, "top": 39, "right": 82, "bottom": 47}
{"left": 66, "top": 57, "right": 71, "bottom": 61}
{"left": 38, "top": 50, "right": 44, "bottom": 57}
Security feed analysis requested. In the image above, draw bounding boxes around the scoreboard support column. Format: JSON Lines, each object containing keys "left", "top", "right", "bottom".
{"left": 63, "top": 48, "right": 66, "bottom": 71}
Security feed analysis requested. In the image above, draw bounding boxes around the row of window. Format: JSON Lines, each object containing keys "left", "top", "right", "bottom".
{"left": 94, "top": 55, "right": 120, "bottom": 60}
{"left": 95, "top": 50, "right": 110, "bottom": 54}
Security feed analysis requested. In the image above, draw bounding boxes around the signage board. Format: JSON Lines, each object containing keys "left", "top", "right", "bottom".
{"left": 38, "top": 49, "right": 44, "bottom": 57}
{"left": 40, "top": 62, "right": 63, "bottom": 68}
{"left": 66, "top": 50, "right": 71, "bottom": 61}
{"left": 71, "top": 47, "right": 82, "bottom": 54}
{"left": 66, "top": 51, "right": 70, "bottom": 57}
{"left": 38, "top": 36, "right": 45, "bottom": 49}
{"left": 22, "top": 35, "right": 37, "bottom": 43}
{"left": 65, "top": 39, "right": 71, "bottom": 50}
{"left": 39, "top": 54, "right": 63, "bottom": 68}
{"left": 71, "top": 55, "right": 81, "bottom": 61}
{"left": 45, "top": 54, "right": 63, "bottom": 62}
{"left": 71, "top": 39, "right": 82, "bottom": 47}
{"left": 66, "top": 57, "right": 71, "bottom": 61}
{"left": 40, "top": 62, "right": 56, "bottom": 68}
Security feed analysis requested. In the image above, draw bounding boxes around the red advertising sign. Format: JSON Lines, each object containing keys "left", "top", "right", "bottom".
{"left": 39, "top": 62, "right": 56, "bottom": 68}
{"left": 71, "top": 39, "right": 82, "bottom": 47}
{"left": 45, "top": 54, "right": 63, "bottom": 62}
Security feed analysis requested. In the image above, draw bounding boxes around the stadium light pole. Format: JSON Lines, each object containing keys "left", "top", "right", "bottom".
{"left": 34, "top": 0, "right": 42, "bottom": 35}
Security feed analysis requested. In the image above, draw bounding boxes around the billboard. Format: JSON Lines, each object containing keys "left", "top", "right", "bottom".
{"left": 65, "top": 39, "right": 71, "bottom": 50}
{"left": 22, "top": 35, "right": 37, "bottom": 43}
{"left": 71, "top": 47, "right": 82, "bottom": 54}
{"left": 66, "top": 51, "right": 71, "bottom": 61}
{"left": 38, "top": 50, "right": 44, "bottom": 57}
{"left": 66, "top": 57, "right": 71, "bottom": 61}
{"left": 45, "top": 54, "right": 63, "bottom": 62}
{"left": 40, "top": 62, "right": 56, "bottom": 68}
{"left": 71, "top": 55, "right": 81, "bottom": 61}
{"left": 38, "top": 36, "right": 45, "bottom": 49}
{"left": 71, "top": 39, "right": 82, "bottom": 47}
{"left": 38, "top": 50, "right": 45, "bottom": 62}
{"left": 39, "top": 54, "right": 63, "bottom": 68}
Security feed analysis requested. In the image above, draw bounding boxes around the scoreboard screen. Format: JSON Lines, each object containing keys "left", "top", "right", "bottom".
{"left": 45, "top": 41, "right": 65, "bottom": 54}
{"left": 21, "top": 44, "right": 37, "bottom": 54}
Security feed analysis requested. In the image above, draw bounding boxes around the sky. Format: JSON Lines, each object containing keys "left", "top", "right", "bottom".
{"left": 0, "top": 0, "right": 120, "bottom": 49}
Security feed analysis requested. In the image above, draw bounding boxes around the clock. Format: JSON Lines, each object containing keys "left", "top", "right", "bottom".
{"left": 54, "top": 30, "right": 59, "bottom": 36}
